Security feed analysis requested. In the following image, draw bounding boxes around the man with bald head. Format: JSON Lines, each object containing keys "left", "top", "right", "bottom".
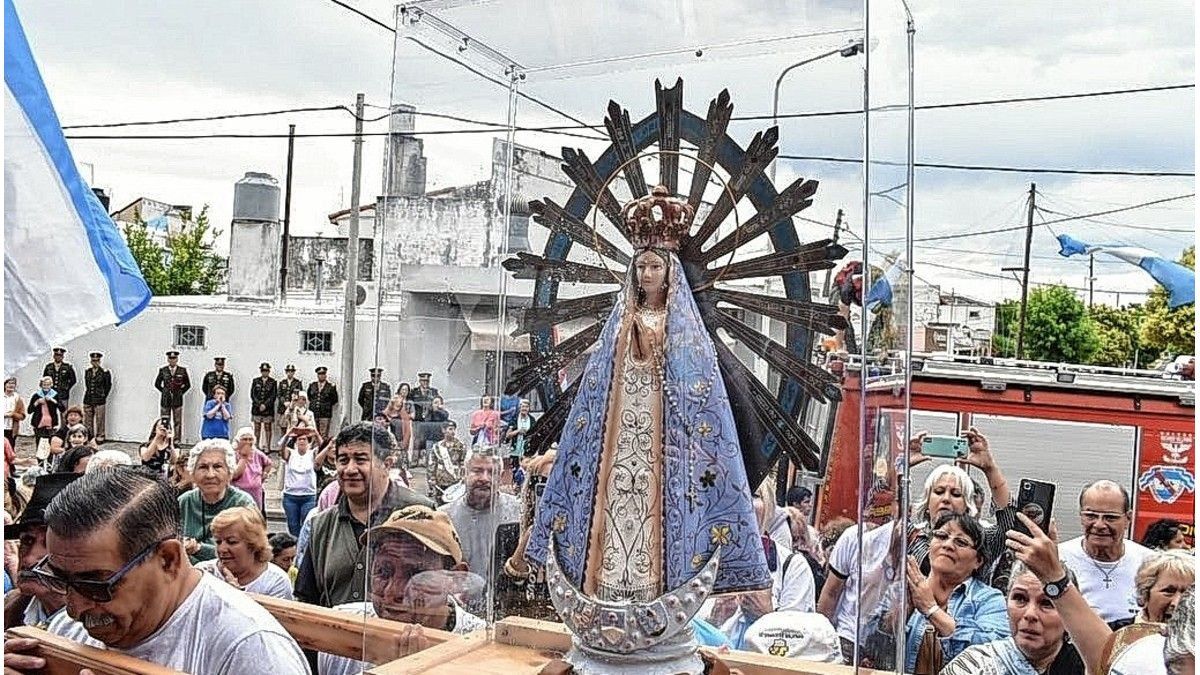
{"left": 1058, "top": 479, "right": 1152, "bottom": 629}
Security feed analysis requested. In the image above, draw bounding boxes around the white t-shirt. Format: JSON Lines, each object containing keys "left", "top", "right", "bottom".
{"left": 284, "top": 448, "right": 317, "bottom": 495}
{"left": 5, "top": 392, "right": 18, "bottom": 430}
{"left": 827, "top": 522, "right": 896, "bottom": 641}
{"left": 196, "top": 558, "right": 295, "bottom": 600}
{"left": 438, "top": 492, "right": 522, "bottom": 577}
{"left": 1110, "top": 633, "right": 1168, "bottom": 675}
{"left": 318, "top": 598, "right": 486, "bottom": 675}
{"left": 774, "top": 551, "right": 816, "bottom": 613}
{"left": 48, "top": 573, "right": 310, "bottom": 675}
{"left": 1058, "top": 536, "right": 1151, "bottom": 623}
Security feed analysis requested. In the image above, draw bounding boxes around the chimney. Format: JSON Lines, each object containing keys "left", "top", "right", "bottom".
{"left": 381, "top": 104, "right": 427, "bottom": 198}
{"left": 227, "top": 172, "right": 282, "bottom": 301}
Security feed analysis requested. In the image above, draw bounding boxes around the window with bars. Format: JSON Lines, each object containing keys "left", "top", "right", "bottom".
{"left": 172, "top": 325, "right": 206, "bottom": 348}
{"left": 300, "top": 330, "right": 334, "bottom": 354}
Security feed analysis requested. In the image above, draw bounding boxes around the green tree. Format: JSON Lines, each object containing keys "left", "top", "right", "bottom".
{"left": 1087, "top": 304, "right": 1141, "bottom": 367}
{"left": 122, "top": 206, "right": 225, "bottom": 296}
{"left": 992, "top": 299, "right": 1020, "bottom": 357}
{"left": 1138, "top": 246, "right": 1195, "bottom": 361}
{"left": 121, "top": 217, "right": 168, "bottom": 293}
{"left": 1021, "top": 285, "right": 1099, "bottom": 363}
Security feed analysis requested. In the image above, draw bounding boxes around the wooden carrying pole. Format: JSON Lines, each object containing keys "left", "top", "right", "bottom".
{"left": 4, "top": 627, "right": 183, "bottom": 675}
{"left": 252, "top": 594, "right": 454, "bottom": 664}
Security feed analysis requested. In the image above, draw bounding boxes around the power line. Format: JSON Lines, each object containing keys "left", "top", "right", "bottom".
{"left": 739, "top": 83, "right": 1195, "bottom": 122}
{"left": 872, "top": 193, "right": 1196, "bottom": 244}
{"left": 1035, "top": 205, "right": 1194, "bottom": 233}
{"left": 917, "top": 260, "right": 1151, "bottom": 295}
{"left": 61, "top": 105, "right": 354, "bottom": 129}
{"left": 323, "top": 0, "right": 605, "bottom": 138}
{"left": 914, "top": 242, "right": 1126, "bottom": 265}
{"left": 778, "top": 154, "right": 1194, "bottom": 177}
{"left": 1033, "top": 194, "right": 1195, "bottom": 227}
{"left": 63, "top": 125, "right": 601, "bottom": 141}
{"left": 326, "top": 0, "right": 392, "bottom": 32}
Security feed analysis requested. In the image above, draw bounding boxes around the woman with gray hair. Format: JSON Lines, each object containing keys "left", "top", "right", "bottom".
{"left": 905, "top": 429, "right": 1016, "bottom": 583}
{"left": 178, "top": 438, "right": 256, "bottom": 563}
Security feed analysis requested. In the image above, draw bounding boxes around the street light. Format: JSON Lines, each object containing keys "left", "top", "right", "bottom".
{"left": 769, "top": 38, "right": 865, "bottom": 184}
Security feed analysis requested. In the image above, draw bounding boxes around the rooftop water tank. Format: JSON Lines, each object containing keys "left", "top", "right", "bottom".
{"left": 232, "top": 172, "right": 280, "bottom": 222}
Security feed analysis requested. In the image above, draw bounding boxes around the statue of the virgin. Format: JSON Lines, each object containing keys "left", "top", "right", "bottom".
{"left": 525, "top": 186, "right": 769, "bottom": 667}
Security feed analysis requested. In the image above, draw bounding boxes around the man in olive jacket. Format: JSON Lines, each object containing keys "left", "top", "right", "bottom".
{"left": 294, "top": 423, "right": 433, "bottom": 607}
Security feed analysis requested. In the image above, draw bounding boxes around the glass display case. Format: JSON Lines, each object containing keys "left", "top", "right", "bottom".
{"left": 354, "top": 1, "right": 916, "bottom": 672}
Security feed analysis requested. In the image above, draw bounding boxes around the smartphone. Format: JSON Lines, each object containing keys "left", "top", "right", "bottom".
{"left": 1014, "top": 479, "right": 1056, "bottom": 537}
{"left": 920, "top": 435, "right": 968, "bottom": 459}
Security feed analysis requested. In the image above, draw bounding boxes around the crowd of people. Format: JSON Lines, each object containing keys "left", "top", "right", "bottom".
{"left": 0, "top": 349, "right": 1194, "bottom": 675}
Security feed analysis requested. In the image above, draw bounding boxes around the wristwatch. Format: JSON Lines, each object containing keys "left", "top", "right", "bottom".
{"left": 1043, "top": 572, "right": 1071, "bottom": 599}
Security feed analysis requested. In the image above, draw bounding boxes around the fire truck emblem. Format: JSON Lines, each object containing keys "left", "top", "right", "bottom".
{"left": 1159, "top": 432, "right": 1193, "bottom": 465}
{"left": 1138, "top": 465, "right": 1195, "bottom": 505}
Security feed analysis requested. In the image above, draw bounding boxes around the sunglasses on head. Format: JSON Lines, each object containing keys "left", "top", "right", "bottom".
{"left": 31, "top": 536, "right": 175, "bottom": 603}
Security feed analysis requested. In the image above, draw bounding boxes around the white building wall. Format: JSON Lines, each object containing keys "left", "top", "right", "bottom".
{"left": 13, "top": 297, "right": 498, "bottom": 444}
{"left": 937, "top": 303, "right": 996, "bottom": 335}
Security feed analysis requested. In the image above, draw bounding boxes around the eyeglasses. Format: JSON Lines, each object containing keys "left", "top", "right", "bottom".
{"left": 1080, "top": 511, "right": 1126, "bottom": 524}
{"left": 30, "top": 536, "right": 174, "bottom": 603}
{"left": 930, "top": 530, "right": 976, "bottom": 550}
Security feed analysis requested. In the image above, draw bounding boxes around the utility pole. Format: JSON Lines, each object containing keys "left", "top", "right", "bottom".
{"left": 339, "top": 94, "right": 365, "bottom": 431}
{"left": 1015, "top": 183, "right": 1036, "bottom": 360}
{"left": 820, "top": 208, "right": 844, "bottom": 300}
{"left": 280, "top": 123, "right": 296, "bottom": 302}
{"left": 1087, "top": 254, "right": 1095, "bottom": 308}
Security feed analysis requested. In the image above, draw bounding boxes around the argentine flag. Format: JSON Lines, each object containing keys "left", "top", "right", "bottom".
{"left": 4, "top": 0, "right": 151, "bottom": 376}
{"left": 1056, "top": 234, "right": 1194, "bottom": 309}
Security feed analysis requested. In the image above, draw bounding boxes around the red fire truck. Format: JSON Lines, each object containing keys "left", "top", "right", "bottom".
{"left": 810, "top": 355, "right": 1196, "bottom": 544}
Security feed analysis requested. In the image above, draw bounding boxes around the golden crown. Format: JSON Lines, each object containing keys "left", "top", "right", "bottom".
{"left": 622, "top": 184, "right": 694, "bottom": 251}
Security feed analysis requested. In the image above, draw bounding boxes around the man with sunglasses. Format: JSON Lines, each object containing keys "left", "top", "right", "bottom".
{"left": 3, "top": 472, "right": 80, "bottom": 629}
{"left": 1058, "top": 480, "right": 1153, "bottom": 630}
{"left": 3, "top": 468, "right": 309, "bottom": 675}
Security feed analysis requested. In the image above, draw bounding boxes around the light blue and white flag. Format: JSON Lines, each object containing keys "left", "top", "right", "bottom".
{"left": 864, "top": 257, "right": 905, "bottom": 311}
{"left": 1056, "top": 234, "right": 1194, "bottom": 309}
{"left": 4, "top": 0, "right": 151, "bottom": 376}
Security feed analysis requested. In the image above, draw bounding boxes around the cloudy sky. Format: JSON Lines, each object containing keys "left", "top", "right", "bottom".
{"left": 16, "top": 0, "right": 1195, "bottom": 306}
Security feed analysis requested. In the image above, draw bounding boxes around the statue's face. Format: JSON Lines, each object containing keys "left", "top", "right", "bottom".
{"left": 635, "top": 250, "right": 668, "bottom": 304}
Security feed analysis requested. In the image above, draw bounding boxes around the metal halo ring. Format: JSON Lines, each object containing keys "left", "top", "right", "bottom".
{"left": 586, "top": 149, "right": 742, "bottom": 290}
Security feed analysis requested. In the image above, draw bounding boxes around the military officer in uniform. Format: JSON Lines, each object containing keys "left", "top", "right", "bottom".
{"left": 409, "top": 371, "right": 440, "bottom": 455}
{"left": 201, "top": 356, "right": 236, "bottom": 401}
{"left": 307, "top": 366, "right": 338, "bottom": 441}
{"left": 82, "top": 352, "right": 112, "bottom": 443}
{"left": 154, "top": 350, "right": 191, "bottom": 443}
{"left": 43, "top": 347, "right": 77, "bottom": 405}
{"left": 276, "top": 364, "right": 304, "bottom": 438}
{"left": 410, "top": 372, "right": 439, "bottom": 422}
{"left": 357, "top": 367, "right": 391, "bottom": 421}
{"left": 250, "top": 362, "right": 278, "bottom": 449}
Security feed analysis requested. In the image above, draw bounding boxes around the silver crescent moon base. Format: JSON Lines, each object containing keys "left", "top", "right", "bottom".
{"left": 545, "top": 539, "right": 720, "bottom": 674}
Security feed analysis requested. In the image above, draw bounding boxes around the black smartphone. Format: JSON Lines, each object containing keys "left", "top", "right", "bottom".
{"left": 1014, "top": 479, "right": 1056, "bottom": 537}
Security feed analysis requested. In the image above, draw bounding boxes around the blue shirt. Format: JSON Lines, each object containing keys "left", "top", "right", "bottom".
{"left": 691, "top": 617, "right": 731, "bottom": 649}
{"left": 200, "top": 399, "right": 231, "bottom": 439}
{"left": 890, "top": 576, "right": 1010, "bottom": 672}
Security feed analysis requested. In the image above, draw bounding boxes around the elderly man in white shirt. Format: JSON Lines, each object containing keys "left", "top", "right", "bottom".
{"left": 1058, "top": 480, "right": 1152, "bottom": 629}
{"left": 2, "top": 468, "right": 309, "bottom": 675}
